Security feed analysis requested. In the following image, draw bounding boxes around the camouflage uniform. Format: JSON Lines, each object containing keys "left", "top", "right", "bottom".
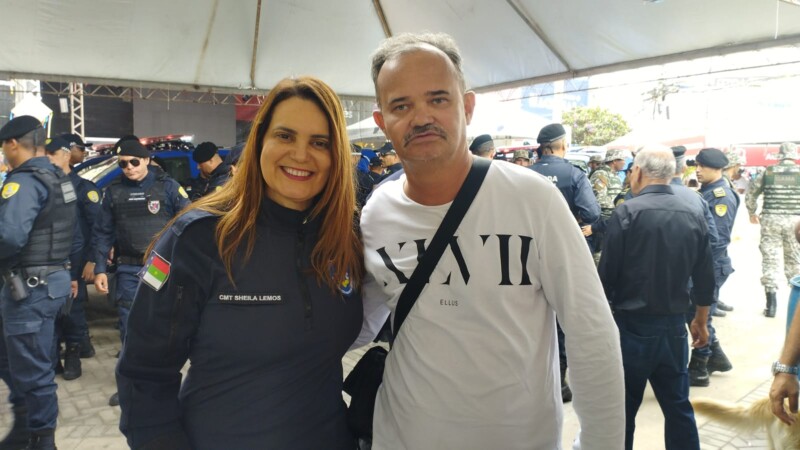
{"left": 745, "top": 142, "right": 800, "bottom": 316}
{"left": 590, "top": 150, "right": 624, "bottom": 220}
{"left": 589, "top": 149, "right": 624, "bottom": 263}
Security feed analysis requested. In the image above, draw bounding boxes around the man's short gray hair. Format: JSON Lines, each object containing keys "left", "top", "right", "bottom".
{"left": 634, "top": 145, "right": 676, "bottom": 180}
{"left": 371, "top": 32, "right": 467, "bottom": 100}
{"left": 674, "top": 155, "right": 686, "bottom": 175}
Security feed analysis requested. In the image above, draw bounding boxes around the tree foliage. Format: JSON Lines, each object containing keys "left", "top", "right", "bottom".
{"left": 562, "top": 106, "right": 631, "bottom": 146}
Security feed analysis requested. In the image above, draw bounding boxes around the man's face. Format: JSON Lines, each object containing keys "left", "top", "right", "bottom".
{"left": 588, "top": 161, "right": 600, "bottom": 171}
{"left": 198, "top": 158, "right": 217, "bottom": 177}
{"left": 381, "top": 152, "right": 398, "bottom": 166}
{"left": 373, "top": 48, "right": 475, "bottom": 169}
{"left": 611, "top": 159, "right": 626, "bottom": 172}
{"left": 513, "top": 158, "right": 530, "bottom": 167}
{"left": 119, "top": 156, "right": 150, "bottom": 182}
{"left": 47, "top": 150, "right": 71, "bottom": 170}
{"left": 69, "top": 146, "right": 85, "bottom": 166}
{"left": 695, "top": 163, "right": 721, "bottom": 184}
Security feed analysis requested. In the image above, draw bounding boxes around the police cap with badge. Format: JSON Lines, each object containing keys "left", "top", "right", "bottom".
{"left": 0, "top": 115, "right": 43, "bottom": 141}
{"left": 45, "top": 136, "right": 71, "bottom": 154}
{"left": 59, "top": 133, "right": 91, "bottom": 150}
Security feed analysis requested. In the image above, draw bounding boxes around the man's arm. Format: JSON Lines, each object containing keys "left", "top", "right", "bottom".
{"left": 91, "top": 190, "right": 115, "bottom": 275}
{"left": 597, "top": 211, "right": 625, "bottom": 301}
{"left": 770, "top": 223, "right": 800, "bottom": 425}
{"left": 349, "top": 271, "right": 391, "bottom": 350}
{"left": 771, "top": 303, "right": 800, "bottom": 425}
{"left": 745, "top": 171, "right": 764, "bottom": 222}
{"left": 574, "top": 171, "right": 601, "bottom": 225}
{"left": 0, "top": 176, "right": 46, "bottom": 260}
{"left": 538, "top": 184, "right": 624, "bottom": 449}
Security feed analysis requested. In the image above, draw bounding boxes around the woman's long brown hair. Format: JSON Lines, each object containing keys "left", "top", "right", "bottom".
{"left": 147, "top": 76, "right": 363, "bottom": 292}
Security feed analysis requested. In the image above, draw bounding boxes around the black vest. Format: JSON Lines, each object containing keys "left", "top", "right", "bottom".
{"left": 110, "top": 174, "right": 172, "bottom": 258}
{"left": 19, "top": 166, "right": 78, "bottom": 267}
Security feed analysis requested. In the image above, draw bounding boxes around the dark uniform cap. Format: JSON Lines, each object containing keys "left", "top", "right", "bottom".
{"left": 671, "top": 145, "right": 687, "bottom": 157}
{"left": 45, "top": 136, "right": 71, "bottom": 153}
{"left": 0, "top": 115, "right": 43, "bottom": 141}
{"left": 117, "top": 140, "right": 150, "bottom": 158}
{"left": 469, "top": 134, "right": 493, "bottom": 153}
{"left": 536, "top": 123, "right": 566, "bottom": 144}
{"left": 379, "top": 141, "right": 395, "bottom": 155}
{"left": 59, "top": 133, "right": 90, "bottom": 149}
{"left": 695, "top": 148, "right": 728, "bottom": 169}
{"left": 369, "top": 156, "right": 383, "bottom": 167}
{"left": 193, "top": 141, "right": 218, "bottom": 163}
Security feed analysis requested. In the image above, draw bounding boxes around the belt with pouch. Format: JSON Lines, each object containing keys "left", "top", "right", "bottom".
{"left": 19, "top": 264, "right": 71, "bottom": 288}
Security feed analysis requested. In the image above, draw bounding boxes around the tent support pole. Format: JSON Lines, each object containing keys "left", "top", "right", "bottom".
{"left": 250, "top": 0, "right": 263, "bottom": 87}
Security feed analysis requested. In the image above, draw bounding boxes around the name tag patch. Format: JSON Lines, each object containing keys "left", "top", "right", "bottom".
{"left": 217, "top": 293, "right": 284, "bottom": 305}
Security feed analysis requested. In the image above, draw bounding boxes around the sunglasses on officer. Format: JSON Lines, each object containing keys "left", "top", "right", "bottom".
{"left": 118, "top": 158, "right": 143, "bottom": 169}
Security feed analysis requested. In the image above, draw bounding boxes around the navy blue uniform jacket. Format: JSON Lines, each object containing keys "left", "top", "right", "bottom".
{"left": 116, "top": 198, "right": 362, "bottom": 449}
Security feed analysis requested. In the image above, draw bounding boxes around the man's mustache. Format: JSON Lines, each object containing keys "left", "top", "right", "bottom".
{"left": 404, "top": 124, "right": 447, "bottom": 146}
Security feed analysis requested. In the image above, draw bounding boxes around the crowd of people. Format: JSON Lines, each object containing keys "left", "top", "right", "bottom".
{"left": 0, "top": 30, "right": 798, "bottom": 450}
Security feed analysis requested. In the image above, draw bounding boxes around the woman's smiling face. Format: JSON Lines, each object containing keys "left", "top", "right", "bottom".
{"left": 260, "top": 97, "right": 332, "bottom": 211}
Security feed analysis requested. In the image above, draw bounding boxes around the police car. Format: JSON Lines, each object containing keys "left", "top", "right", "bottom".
{"left": 76, "top": 135, "right": 229, "bottom": 193}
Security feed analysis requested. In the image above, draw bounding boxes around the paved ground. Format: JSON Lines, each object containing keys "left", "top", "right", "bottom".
{"left": 0, "top": 202, "right": 792, "bottom": 449}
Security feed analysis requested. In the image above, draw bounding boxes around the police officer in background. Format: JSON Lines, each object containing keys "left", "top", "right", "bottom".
{"left": 45, "top": 137, "right": 101, "bottom": 381}
{"left": 530, "top": 123, "right": 600, "bottom": 403}
{"left": 585, "top": 149, "right": 625, "bottom": 263}
{"left": 469, "top": 134, "right": 496, "bottom": 159}
{"left": 190, "top": 141, "right": 230, "bottom": 200}
{"left": 688, "top": 148, "right": 738, "bottom": 387}
{"left": 92, "top": 140, "right": 190, "bottom": 406}
{"left": 59, "top": 133, "right": 91, "bottom": 167}
{"left": 745, "top": 142, "right": 800, "bottom": 317}
{"left": 377, "top": 142, "right": 403, "bottom": 182}
{"left": 0, "top": 116, "right": 77, "bottom": 450}
{"left": 531, "top": 123, "right": 600, "bottom": 235}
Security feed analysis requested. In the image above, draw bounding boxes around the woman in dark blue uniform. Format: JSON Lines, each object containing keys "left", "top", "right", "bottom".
{"left": 116, "top": 77, "right": 364, "bottom": 450}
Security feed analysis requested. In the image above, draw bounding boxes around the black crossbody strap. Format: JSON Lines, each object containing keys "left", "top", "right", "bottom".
{"left": 391, "top": 157, "right": 492, "bottom": 344}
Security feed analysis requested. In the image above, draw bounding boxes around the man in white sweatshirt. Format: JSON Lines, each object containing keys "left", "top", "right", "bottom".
{"left": 356, "top": 32, "right": 625, "bottom": 449}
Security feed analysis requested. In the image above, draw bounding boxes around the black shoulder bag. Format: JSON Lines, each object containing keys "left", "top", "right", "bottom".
{"left": 343, "top": 158, "right": 491, "bottom": 444}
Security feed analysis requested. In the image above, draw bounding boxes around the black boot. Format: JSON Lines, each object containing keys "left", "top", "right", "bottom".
{"left": 764, "top": 291, "right": 777, "bottom": 318}
{"left": 560, "top": 363, "right": 572, "bottom": 403}
{"left": 707, "top": 341, "right": 733, "bottom": 374}
{"left": 108, "top": 392, "right": 119, "bottom": 407}
{"left": 0, "top": 405, "right": 29, "bottom": 450}
{"left": 62, "top": 343, "right": 81, "bottom": 381}
{"left": 689, "top": 353, "right": 710, "bottom": 387}
{"left": 23, "top": 429, "right": 55, "bottom": 450}
{"left": 716, "top": 300, "right": 734, "bottom": 312}
{"left": 79, "top": 335, "right": 95, "bottom": 359}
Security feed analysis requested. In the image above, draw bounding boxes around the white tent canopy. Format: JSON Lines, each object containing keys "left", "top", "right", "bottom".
{"left": 2, "top": 0, "right": 800, "bottom": 98}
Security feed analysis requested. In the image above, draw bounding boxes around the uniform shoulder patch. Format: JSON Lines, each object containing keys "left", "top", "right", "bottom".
{"left": 141, "top": 251, "right": 171, "bottom": 291}
{"left": 715, "top": 204, "right": 727, "bottom": 217}
{"left": 87, "top": 190, "right": 100, "bottom": 203}
{"left": 1, "top": 182, "right": 20, "bottom": 199}
{"left": 713, "top": 187, "right": 726, "bottom": 198}
{"left": 178, "top": 186, "right": 189, "bottom": 198}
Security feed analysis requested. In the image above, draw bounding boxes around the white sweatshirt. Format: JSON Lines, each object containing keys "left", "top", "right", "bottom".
{"left": 358, "top": 160, "right": 624, "bottom": 450}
